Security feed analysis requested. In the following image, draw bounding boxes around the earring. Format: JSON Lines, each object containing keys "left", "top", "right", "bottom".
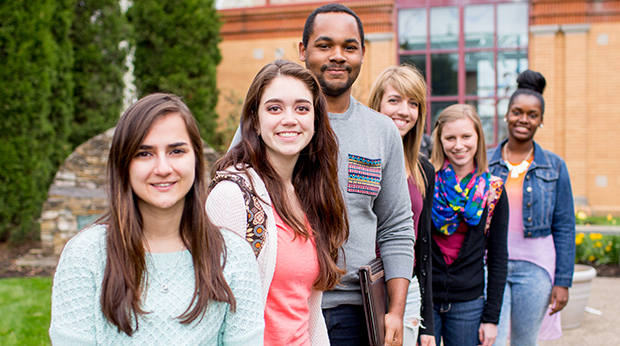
{"left": 539, "top": 124, "right": 544, "bottom": 128}
{"left": 503, "top": 118, "right": 507, "bottom": 122}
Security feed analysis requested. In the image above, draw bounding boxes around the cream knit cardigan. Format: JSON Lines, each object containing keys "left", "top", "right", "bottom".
{"left": 206, "top": 166, "right": 330, "bottom": 346}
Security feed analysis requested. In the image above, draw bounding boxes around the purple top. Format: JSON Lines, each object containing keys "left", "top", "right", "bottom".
{"left": 407, "top": 176, "right": 424, "bottom": 240}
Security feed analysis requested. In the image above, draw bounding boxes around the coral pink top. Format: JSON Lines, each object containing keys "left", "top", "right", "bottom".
{"left": 505, "top": 157, "right": 561, "bottom": 340}
{"left": 264, "top": 211, "right": 319, "bottom": 346}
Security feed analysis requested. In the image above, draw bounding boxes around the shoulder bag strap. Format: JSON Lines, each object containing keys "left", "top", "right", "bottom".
{"left": 208, "top": 173, "right": 267, "bottom": 257}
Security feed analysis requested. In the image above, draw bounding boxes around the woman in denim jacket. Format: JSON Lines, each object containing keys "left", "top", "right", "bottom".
{"left": 488, "top": 70, "right": 576, "bottom": 345}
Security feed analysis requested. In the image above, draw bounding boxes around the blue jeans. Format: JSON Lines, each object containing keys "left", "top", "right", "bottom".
{"left": 434, "top": 296, "right": 485, "bottom": 346}
{"left": 323, "top": 305, "right": 370, "bottom": 346}
{"left": 494, "top": 260, "right": 552, "bottom": 346}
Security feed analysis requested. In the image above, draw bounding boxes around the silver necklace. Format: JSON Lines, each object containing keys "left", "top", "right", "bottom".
{"left": 503, "top": 144, "right": 533, "bottom": 178}
{"left": 147, "top": 249, "right": 186, "bottom": 294}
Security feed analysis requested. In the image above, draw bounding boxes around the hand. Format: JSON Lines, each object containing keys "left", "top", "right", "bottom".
{"left": 549, "top": 286, "right": 569, "bottom": 315}
{"left": 383, "top": 311, "right": 404, "bottom": 346}
{"left": 478, "top": 323, "right": 497, "bottom": 346}
{"left": 384, "top": 278, "right": 409, "bottom": 346}
{"left": 419, "top": 334, "right": 435, "bottom": 346}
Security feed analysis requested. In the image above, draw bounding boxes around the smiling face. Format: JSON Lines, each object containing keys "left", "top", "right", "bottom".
{"left": 299, "top": 12, "right": 364, "bottom": 98}
{"left": 440, "top": 117, "right": 478, "bottom": 178}
{"left": 129, "top": 113, "right": 196, "bottom": 216}
{"left": 506, "top": 94, "right": 543, "bottom": 143}
{"left": 257, "top": 76, "right": 315, "bottom": 169}
{"left": 379, "top": 84, "right": 420, "bottom": 138}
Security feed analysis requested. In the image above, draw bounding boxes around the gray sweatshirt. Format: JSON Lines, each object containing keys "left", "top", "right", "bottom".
{"left": 229, "top": 96, "right": 415, "bottom": 308}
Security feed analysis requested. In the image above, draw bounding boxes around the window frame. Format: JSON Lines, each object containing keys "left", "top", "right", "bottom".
{"left": 396, "top": 0, "right": 530, "bottom": 146}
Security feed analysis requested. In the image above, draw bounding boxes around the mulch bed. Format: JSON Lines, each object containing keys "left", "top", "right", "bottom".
{"left": 587, "top": 263, "right": 620, "bottom": 278}
{"left": 1, "top": 241, "right": 620, "bottom": 279}
{"left": 0, "top": 241, "right": 55, "bottom": 279}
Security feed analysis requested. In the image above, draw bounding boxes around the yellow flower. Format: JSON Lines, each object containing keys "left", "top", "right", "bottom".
{"left": 588, "top": 255, "right": 596, "bottom": 262}
{"left": 577, "top": 233, "right": 585, "bottom": 239}
{"left": 577, "top": 211, "right": 588, "bottom": 220}
{"left": 576, "top": 237, "right": 583, "bottom": 245}
{"left": 594, "top": 241, "right": 603, "bottom": 248}
{"left": 606, "top": 245, "right": 612, "bottom": 252}
{"left": 589, "top": 233, "right": 603, "bottom": 241}
{"left": 607, "top": 214, "right": 613, "bottom": 222}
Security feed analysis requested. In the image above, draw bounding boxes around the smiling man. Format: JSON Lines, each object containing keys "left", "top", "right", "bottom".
{"left": 228, "top": 4, "right": 415, "bottom": 346}
{"left": 299, "top": 4, "right": 414, "bottom": 346}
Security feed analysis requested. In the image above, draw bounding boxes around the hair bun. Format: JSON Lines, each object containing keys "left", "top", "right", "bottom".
{"left": 516, "top": 70, "right": 546, "bottom": 94}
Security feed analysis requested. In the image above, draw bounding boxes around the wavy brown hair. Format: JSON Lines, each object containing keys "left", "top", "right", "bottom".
{"left": 368, "top": 65, "right": 428, "bottom": 197}
{"left": 101, "top": 93, "right": 235, "bottom": 336}
{"left": 213, "top": 60, "right": 349, "bottom": 290}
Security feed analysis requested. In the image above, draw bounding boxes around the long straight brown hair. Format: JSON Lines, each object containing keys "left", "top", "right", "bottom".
{"left": 367, "top": 65, "right": 428, "bottom": 197}
{"left": 213, "top": 60, "right": 349, "bottom": 290}
{"left": 101, "top": 93, "right": 235, "bottom": 336}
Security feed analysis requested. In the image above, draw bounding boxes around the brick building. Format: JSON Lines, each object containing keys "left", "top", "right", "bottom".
{"left": 215, "top": 0, "right": 620, "bottom": 215}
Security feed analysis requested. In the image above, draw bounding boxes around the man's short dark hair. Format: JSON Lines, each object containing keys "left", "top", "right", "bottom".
{"left": 302, "top": 3, "right": 365, "bottom": 48}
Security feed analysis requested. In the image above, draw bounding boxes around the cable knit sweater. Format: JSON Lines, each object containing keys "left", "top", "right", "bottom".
{"left": 206, "top": 166, "right": 330, "bottom": 346}
{"left": 49, "top": 224, "right": 264, "bottom": 346}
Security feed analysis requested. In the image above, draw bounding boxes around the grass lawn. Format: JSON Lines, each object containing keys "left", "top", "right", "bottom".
{"left": 0, "top": 277, "right": 52, "bottom": 346}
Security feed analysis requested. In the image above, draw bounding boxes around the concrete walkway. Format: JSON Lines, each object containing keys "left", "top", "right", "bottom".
{"left": 540, "top": 277, "right": 620, "bottom": 346}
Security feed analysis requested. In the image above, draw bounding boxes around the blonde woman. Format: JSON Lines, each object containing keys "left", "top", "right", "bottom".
{"left": 430, "top": 104, "right": 508, "bottom": 346}
{"left": 368, "top": 65, "right": 435, "bottom": 346}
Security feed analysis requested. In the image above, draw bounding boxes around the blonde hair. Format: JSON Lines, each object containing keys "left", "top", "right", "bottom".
{"left": 368, "top": 65, "right": 428, "bottom": 196}
{"left": 430, "top": 104, "right": 488, "bottom": 176}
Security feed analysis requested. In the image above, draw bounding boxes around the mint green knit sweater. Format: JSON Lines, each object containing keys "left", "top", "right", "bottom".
{"left": 49, "top": 224, "right": 264, "bottom": 345}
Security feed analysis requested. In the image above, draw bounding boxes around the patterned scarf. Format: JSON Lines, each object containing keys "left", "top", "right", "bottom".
{"left": 432, "top": 160, "right": 491, "bottom": 236}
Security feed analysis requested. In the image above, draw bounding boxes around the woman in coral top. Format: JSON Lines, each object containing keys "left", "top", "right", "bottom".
{"left": 489, "top": 70, "right": 576, "bottom": 345}
{"left": 206, "top": 60, "right": 349, "bottom": 345}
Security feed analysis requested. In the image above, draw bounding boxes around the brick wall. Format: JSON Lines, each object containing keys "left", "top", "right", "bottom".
{"left": 530, "top": 21, "right": 620, "bottom": 214}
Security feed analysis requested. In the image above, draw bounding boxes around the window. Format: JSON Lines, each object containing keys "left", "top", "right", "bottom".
{"left": 397, "top": 0, "right": 529, "bottom": 146}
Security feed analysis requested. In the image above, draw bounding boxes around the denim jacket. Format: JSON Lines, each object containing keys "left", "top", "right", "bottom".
{"left": 488, "top": 140, "right": 575, "bottom": 287}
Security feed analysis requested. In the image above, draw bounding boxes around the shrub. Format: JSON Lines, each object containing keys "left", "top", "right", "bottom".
{"left": 0, "top": 0, "right": 74, "bottom": 241}
{"left": 128, "top": 0, "right": 222, "bottom": 146}
{"left": 69, "top": 0, "right": 128, "bottom": 148}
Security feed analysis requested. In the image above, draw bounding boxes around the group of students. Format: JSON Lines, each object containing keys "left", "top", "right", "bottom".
{"left": 49, "top": 4, "right": 575, "bottom": 346}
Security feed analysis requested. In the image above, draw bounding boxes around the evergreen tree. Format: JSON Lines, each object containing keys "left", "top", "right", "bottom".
{"left": 70, "top": 0, "right": 128, "bottom": 148}
{"left": 0, "top": 0, "right": 74, "bottom": 241}
{"left": 128, "top": 0, "right": 222, "bottom": 145}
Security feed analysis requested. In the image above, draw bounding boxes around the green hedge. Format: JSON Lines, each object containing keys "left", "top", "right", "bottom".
{"left": 0, "top": 1, "right": 221, "bottom": 241}
{"left": 128, "top": 0, "right": 222, "bottom": 146}
{"left": 69, "top": 0, "right": 128, "bottom": 148}
{"left": 0, "top": 0, "right": 127, "bottom": 241}
{"left": 0, "top": 0, "right": 73, "bottom": 241}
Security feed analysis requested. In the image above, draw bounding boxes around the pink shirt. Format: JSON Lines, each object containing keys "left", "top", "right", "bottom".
{"left": 505, "top": 157, "right": 561, "bottom": 340}
{"left": 264, "top": 211, "right": 319, "bottom": 346}
{"left": 505, "top": 157, "right": 556, "bottom": 281}
{"left": 433, "top": 222, "right": 468, "bottom": 266}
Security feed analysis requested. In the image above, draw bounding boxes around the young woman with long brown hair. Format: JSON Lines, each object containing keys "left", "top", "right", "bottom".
{"left": 367, "top": 65, "right": 436, "bottom": 346}
{"left": 206, "top": 59, "right": 349, "bottom": 345}
{"left": 50, "top": 93, "right": 263, "bottom": 345}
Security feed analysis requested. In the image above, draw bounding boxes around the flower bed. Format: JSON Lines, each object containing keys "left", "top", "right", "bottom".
{"left": 575, "top": 232, "right": 620, "bottom": 266}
